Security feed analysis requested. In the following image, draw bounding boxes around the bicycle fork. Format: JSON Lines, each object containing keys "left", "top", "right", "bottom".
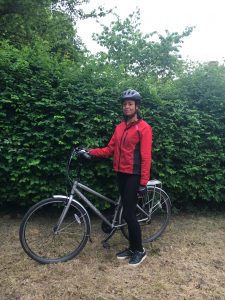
{"left": 53, "top": 195, "right": 74, "bottom": 234}
{"left": 53, "top": 180, "right": 81, "bottom": 234}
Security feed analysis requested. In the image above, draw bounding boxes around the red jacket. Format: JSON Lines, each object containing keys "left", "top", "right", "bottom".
{"left": 89, "top": 119, "right": 152, "bottom": 186}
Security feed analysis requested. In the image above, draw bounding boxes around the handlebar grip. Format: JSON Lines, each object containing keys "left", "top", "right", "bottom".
{"left": 83, "top": 152, "right": 91, "bottom": 160}
{"left": 78, "top": 149, "right": 91, "bottom": 160}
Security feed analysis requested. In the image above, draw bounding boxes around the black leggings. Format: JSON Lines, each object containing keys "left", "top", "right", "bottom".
{"left": 117, "top": 172, "right": 143, "bottom": 252}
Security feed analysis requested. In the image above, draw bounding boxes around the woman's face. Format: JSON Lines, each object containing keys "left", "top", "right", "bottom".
{"left": 122, "top": 100, "right": 138, "bottom": 117}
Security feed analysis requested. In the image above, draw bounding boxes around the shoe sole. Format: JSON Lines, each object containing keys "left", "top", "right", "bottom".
{"left": 128, "top": 254, "right": 147, "bottom": 266}
{"left": 117, "top": 256, "right": 132, "bottom": 260}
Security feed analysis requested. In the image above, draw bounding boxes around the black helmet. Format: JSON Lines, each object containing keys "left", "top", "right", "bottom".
{"left": 120, "top": 89, "right": 141, "bottom": 105}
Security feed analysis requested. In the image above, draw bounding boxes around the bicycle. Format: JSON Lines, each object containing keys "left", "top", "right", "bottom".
{"left": 19, "top": 146, "right": 171, "bottom": 264}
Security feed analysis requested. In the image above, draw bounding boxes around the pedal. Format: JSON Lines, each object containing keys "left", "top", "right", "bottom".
{"left": 102, "top": 241, "right": 110, "bottom": 249}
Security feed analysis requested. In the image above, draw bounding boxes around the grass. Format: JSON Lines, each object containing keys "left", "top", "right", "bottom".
{"left": 0, "top": 212, "right": 225, "bottom": 300}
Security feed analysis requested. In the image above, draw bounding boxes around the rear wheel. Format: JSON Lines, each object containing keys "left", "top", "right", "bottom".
{"left": 19, "top": 197, "right": 90, "bottom": 264}
{"left": 119, "top": 187, "right": 171, "bottom": 243}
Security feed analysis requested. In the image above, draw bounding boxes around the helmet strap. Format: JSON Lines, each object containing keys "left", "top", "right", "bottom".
{"left": 123, "top": 106, "right": 139, "bottom": 122}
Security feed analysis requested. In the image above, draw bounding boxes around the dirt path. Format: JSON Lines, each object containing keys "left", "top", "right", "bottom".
{"left": 0, "top": 213, "right": 224, "bottom": 299}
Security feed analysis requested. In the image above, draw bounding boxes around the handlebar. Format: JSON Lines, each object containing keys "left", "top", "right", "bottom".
{"left": 73, "top": 147, "right": 91, "bottom": 160}
{"left": 66, "top": 146, "right": 91, "bottom": 184}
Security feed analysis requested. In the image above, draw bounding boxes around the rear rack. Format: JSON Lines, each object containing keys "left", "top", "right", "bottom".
{"left": 147, "top": 179, "right": 162, "bottom": 188}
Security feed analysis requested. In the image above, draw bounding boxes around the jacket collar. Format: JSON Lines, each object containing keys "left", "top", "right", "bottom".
{"left": 123, "top": 119, "right": 141, "bottom": 129}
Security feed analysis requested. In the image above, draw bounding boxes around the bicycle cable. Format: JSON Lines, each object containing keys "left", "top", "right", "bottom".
{"left": 66, "top": 148, "right": 76, "bottom": 187}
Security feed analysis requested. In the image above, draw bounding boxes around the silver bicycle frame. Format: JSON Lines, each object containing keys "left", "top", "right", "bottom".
{"left": 74, "top": 181, "right": 120, "bottom": 227}
{"left": 54, "top": 180, "right": 170, "bottom": 233}
{"left": 54, "top": 180, "right": 121, "bottom": 232}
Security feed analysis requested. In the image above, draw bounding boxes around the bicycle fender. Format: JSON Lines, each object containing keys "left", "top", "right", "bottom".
{"left": 53, "top": 195, "right": 69, "bottom": 200}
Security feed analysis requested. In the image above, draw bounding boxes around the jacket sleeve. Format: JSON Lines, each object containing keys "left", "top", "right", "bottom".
{"left": 140, "top": 125, "right": 152, "bottom": 186}
{"left": 89, "top": 130, "right": 116, "bottom": 158}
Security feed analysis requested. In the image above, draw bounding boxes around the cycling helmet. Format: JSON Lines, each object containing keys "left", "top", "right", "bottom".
{"left": 120, "top": 89, "right": 141, "bottom": 105}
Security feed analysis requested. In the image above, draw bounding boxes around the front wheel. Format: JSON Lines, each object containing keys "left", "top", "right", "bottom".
{"left": 119, "top": 187, "right": 171, "bottom": 243}
{"left": 19, "top": 197, "right": 91, "bottom": 264}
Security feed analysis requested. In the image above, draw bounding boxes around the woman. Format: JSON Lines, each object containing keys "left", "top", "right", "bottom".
{"left": 89, "top": 89, "right": 152, "bottom": 266}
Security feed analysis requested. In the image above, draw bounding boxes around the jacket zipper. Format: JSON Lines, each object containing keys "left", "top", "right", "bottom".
{"left": 118, "top": 128, "right": 127, "bottom": 171}
{"left": 123, "top": 131, "right": 128, "bottom": 146}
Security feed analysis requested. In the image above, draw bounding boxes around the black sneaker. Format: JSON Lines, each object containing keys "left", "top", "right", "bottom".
{"left": 128, "top": 249, "right": 146, "bottom": 266}
{"left": 116, "top": 248, "right": 133, "bottom": 260}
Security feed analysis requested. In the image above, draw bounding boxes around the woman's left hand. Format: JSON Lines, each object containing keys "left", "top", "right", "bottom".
{"left": 138, "top": 185, "right": 147, "bottom": 196}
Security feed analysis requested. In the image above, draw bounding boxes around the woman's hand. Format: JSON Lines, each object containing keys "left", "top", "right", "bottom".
{"left": 137, "top": 185, "right": 147, "bottom": 196}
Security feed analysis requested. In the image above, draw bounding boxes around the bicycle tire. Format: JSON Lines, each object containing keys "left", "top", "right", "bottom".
{"left": 119, "top": 187, "right": 171, "bottom": 243}
{"left": 19, "top": 197, "right": 91, "bottom": 264}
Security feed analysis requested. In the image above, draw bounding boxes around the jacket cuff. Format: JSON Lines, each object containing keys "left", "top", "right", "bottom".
{"left": 140, "top": 179, "right": 148, "bottom": 186}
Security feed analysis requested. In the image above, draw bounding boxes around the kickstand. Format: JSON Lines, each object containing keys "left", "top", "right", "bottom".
{"left": 102, "top": 240, "right": 110, "bottom": 249}
{"left": 101, "top": 228, "right": 116, "bottom": 250}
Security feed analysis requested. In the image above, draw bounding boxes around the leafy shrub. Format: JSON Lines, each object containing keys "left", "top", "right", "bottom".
{"left": 0, "top": 41, "right": 224, "bottom": 210}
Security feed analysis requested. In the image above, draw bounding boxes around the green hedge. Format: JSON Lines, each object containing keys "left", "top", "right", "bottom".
{"left": 0, "top": 41, "right": 225, "bottom": 210}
